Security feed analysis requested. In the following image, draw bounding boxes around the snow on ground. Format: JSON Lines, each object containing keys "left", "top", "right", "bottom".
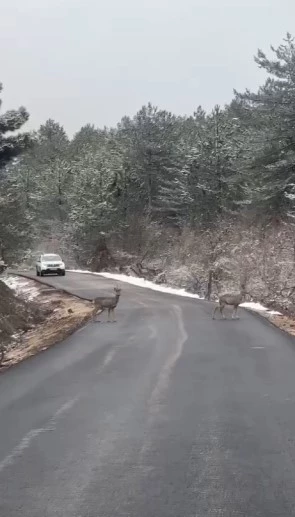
{"left": 2, "top": 276, "right": 20, "bottom": 291}
{"left": 68, "top": 269, "right": 282, "bottom": 315}
{"left": 68, "top": 269, "right": 202, "bottom": 299}
{"left": 0, "top": 270, "right": 283, "bottom": 317}
{"left": 2, "top": 275, "right": 40, "bottom": 301}
{"left": 240, "top": 302, "right": 282, "bottom": 316}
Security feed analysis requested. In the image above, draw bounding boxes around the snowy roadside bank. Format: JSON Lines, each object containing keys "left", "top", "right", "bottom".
{"left": 68, "top": 269, "right": 295, "bottom": 337}
{"left": 68, "top": 269, "right": 202, "bottom": 299}
{"left": 3, "top": 275, "right": 41, "bottom": 301}
{"left": 240, "top": 301, "right": 281, "bottom": 316}
{"left": 67, "top": 269, "right": 281, "bottom": 317}
{"left": 0, "top": 275, "right": 93, "bottom": 370}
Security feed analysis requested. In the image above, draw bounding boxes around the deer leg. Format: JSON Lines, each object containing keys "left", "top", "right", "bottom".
{"left": 212, "top": 302, "right": 225, "bottom": 320}
{"left": 232, "top": 305, "right": 239, "bottom": 319}
{"left": 220, "top": 303, "right": 226, "bottom": 319}
{"left": 112, "top": 308, "right": 116, "bottom": 323}
{"left": 107, "top": 308, "right": 111, "bottom": 322}
{"left": 95, "top": 307, "right": 104, "bottom": 322}
{"left": 212, "top": 305, "right": 218, "bottom": 319}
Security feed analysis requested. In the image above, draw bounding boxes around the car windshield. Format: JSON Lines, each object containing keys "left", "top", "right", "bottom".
{"left": 42, "top": 255, "right": 61, "bottom": 261}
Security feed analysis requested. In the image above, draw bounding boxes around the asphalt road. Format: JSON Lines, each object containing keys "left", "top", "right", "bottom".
{"left": 1, "top": 272, "right": 295, "bottom": 516}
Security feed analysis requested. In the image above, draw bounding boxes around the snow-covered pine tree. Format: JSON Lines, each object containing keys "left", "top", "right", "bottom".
{"left": 0, "top": 83, "right": 31, "bottom": 168}
{"left": 0, "top": 83, "right": 33, "bottom": 261}
{"left": 234, "top": 33, "right": 295, "bottom": 219}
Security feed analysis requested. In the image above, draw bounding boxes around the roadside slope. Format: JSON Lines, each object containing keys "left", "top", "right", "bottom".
{"left": 0, "top": 275, "right": 94, "bottom": 370}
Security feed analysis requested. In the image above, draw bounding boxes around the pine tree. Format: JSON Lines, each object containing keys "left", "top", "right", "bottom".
{"left": 0, "top": 83, "right": 32, "bottom": 261}
{"left": 157, "top": 106, "right": 245, "bottom": 227}
{"left": 29, "top": 120, "right": 71, "bottom": 232}
{"left": 0, "top": 83, "right": 31, "bottom": 168}
{"left": 234, "top": 33, "right": 295, "bottom": 218}
{"left": 118, "top": 104, "right": 180, "bottom": 219}
{"left": 67, "top": 136, "right": 126, "bottom": 263}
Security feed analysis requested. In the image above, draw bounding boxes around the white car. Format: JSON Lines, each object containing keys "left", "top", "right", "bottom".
{"left": 36, "top": 254, "right": 66, "bottom": 277}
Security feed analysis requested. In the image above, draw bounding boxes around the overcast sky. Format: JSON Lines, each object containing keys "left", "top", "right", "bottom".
{"left": 0, "top": 0, "right": 293, "bottom": 135}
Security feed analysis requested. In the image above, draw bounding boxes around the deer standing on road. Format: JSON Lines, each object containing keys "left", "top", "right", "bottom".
{"left": 212, "top": 282, "right": 247, "bottom": 320}
{"left": 93, "top": 286, "right": 121, "bottom": 323}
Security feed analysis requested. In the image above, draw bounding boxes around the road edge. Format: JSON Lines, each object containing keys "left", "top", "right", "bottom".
{"left": 0, "top": 274, "right": 94, "bottom": 373}
{"left": 9, "top": 270, "right": 295, "bottom": 343}
{"left": 8, "top": 271, "right": 92, "bottom": 301}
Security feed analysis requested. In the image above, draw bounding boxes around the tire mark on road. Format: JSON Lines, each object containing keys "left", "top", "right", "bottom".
{"left": 148, "top": 304, "right": 187, "bottom": 414}
{"left": 140, "top": 304, "right": 187, "bottom": 458}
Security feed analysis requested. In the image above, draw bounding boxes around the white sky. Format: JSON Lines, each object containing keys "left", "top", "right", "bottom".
{"left": 0, "top": 0, "right": 293, "bottom": 135}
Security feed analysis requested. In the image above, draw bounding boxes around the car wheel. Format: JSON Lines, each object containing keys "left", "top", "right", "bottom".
{"left": 40, "top": 271, "right": 44, "bottom": 277}
{"left": 62, "top": 271, "right": 66, "bottom": 276}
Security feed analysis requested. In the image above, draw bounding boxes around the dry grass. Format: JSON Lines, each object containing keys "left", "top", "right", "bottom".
{"left": 269, "top": 314, "right": 295, "bottom": 337}
{"left": 1, "top": 281, "right": 94, "bottom": 370}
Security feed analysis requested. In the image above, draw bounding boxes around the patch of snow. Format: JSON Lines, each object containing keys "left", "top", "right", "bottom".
{"left": 68, "top": 270, "right": 201, "bottom": 299}
{"left": 20, "top": 286, "right": 40, "bottom": 301}
{"left": 2, "top": 276, "right": 21, "bottom": 291}
{"left": 241, "top": 302, "right": 282, "bottom": 316}
{"left": 68, "top": 270, "right": 283, "bottom": 315}
{"left": 2, "top": 275, "right": 40, "bottom": 301}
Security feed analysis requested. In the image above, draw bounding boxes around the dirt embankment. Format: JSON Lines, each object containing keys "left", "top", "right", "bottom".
{"left": 268, "top": 314, "right": 295, "bottom": 338}
{"left": 0, "top": 276, "right": 94, "bottom": 371}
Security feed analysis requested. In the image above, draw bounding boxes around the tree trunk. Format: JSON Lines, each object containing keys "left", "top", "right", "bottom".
{"left": 205, "top": 269, "right": 213, "bottom": 300}
{"left": 0, "top": 346, "right": 4, "bottom": 367}
{"left": 91, "top": 234, "right": 116, "bottom": 272}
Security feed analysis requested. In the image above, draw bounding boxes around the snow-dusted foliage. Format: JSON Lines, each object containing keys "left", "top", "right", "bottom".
{"left": 0, "top": 83, "right": 31, "bottom": 168}
{"left": 3, "top": 35, "right": 295, "bottom": 313}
